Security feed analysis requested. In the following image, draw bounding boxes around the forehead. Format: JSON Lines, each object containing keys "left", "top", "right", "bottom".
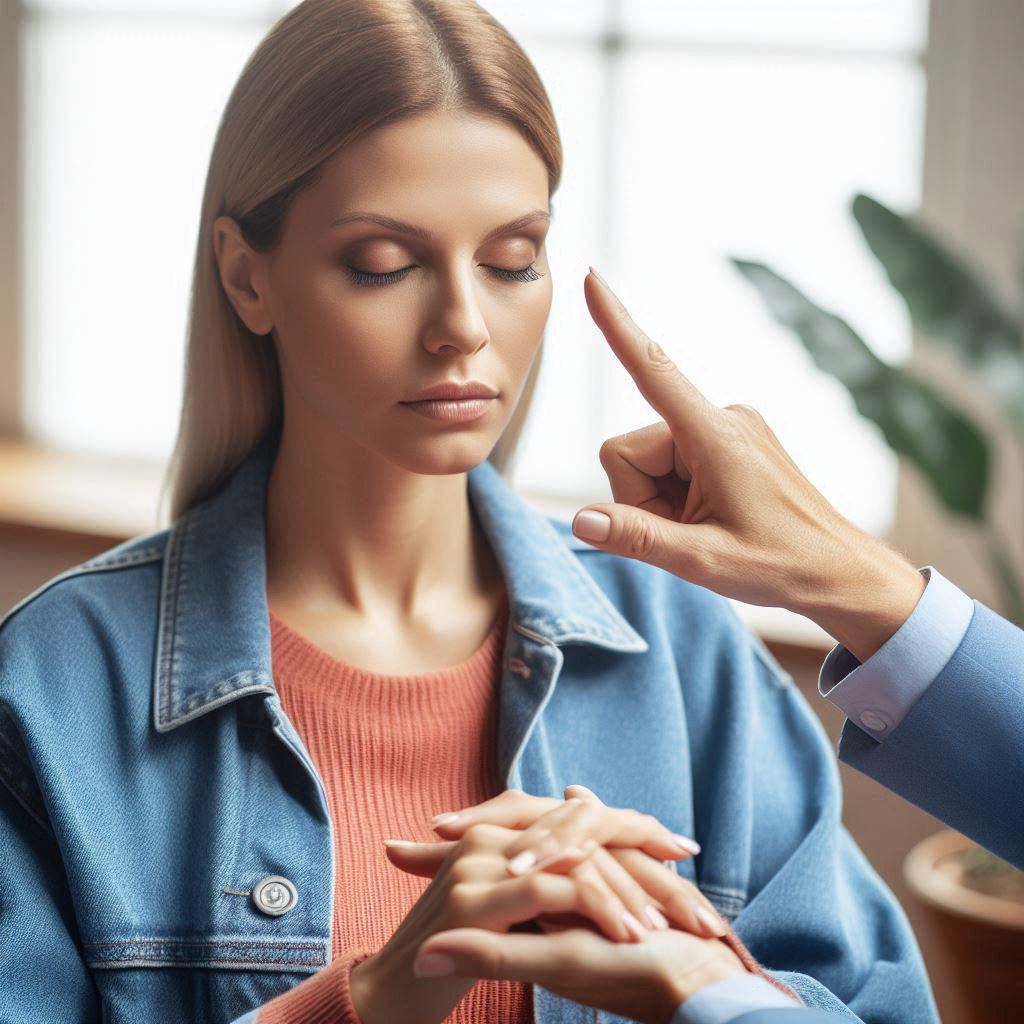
{"left": 297, "top": 110, "right": 550, "bottom": 227}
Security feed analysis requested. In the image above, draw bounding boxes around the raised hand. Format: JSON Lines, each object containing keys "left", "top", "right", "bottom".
{"left": 575, "top": 267, "right": 926, "bottom": 663}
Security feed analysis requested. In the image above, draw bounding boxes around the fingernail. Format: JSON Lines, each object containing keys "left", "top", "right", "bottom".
{"left": 567, "top": 784, "right": 598, "bottom": 799}
{"left": 414, "top": 953, "right": 457, "bottom": 977}
{"left": 695, "top": 904, "right": 726, "bottom": 936}
{"left": 672, "top": 833, "right": 701, "bottom": 855}
{"left": 589, "top": 265, "right": 609, "bottom": 288}
{"left": 507, "top": 850, "right": 537, "bottom": 875}
{"left": 645, "top": 904, "right": 670, "bottom": 930}
{"left": 432, "top": 813, "right": 461, "bottom": 826}
{"left": 383, "top": 839, "right": 422, "bottom": 847}
{"left": 623, "top": 910, "right": 648, "bottom": 940}
{"left": 573, "top": 510, "right": 611, "bottom": 542}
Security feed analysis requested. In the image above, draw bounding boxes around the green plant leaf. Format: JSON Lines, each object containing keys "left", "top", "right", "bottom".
{"left": 731, "top": 258, "right": 991, "bottom": 520}
{"left": 852, "top": 194, "right": 1024, "bottom": 430}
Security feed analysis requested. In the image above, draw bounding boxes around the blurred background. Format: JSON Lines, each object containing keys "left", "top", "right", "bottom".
{"left": 1, "top": 1, "right": 1022, "bottom": 1020}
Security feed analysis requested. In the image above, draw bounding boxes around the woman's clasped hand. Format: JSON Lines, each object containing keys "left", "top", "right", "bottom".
{"left": 348, "top": 785, "right": 747, "bottom": 1024}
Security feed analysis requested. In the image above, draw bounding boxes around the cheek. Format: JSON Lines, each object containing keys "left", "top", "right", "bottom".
{"left": 282, "top": 274, "right": 393, "bottom": 377}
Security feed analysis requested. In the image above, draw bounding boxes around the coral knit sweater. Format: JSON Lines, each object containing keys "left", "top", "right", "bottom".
{"left": 256, "top": 593, "right": 529, "bottom": 1024}
{"left": 256, "top": 592, "right": 798, "bottom": 1024}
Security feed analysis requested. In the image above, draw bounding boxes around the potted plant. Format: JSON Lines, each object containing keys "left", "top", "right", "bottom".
{"left": 904, "top": 831, "right": 1024, "bottom": 1020}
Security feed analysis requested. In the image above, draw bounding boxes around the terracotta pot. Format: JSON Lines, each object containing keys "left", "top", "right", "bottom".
{"left": 904, "top": 830, "right": 1024, "bottom": 1022}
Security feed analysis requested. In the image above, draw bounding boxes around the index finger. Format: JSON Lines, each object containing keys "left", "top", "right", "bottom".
{"left": 585, "top": 267, "right": 715, "bottom": 449}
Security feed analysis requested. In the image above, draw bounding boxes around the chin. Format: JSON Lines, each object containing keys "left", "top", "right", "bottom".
{"left": 387, "top": 436, "right": 498, "bottom": 477}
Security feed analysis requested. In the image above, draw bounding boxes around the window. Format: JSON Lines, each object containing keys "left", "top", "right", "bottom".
{"left": 18, "top": 0, "right": 928, "bottom": 536}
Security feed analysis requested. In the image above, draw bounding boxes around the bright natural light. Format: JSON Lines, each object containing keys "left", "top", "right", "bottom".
{"left": 20, "top": 0, "right": 928, "bottom": 537}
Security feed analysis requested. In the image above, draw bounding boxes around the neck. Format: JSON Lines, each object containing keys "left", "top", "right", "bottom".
{"left": 263, "top": 423, "right": 502, "bottom": 629}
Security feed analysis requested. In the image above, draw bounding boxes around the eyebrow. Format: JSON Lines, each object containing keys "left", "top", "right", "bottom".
{"left": 329, "top": 208, "right": 552, "bottom": 242}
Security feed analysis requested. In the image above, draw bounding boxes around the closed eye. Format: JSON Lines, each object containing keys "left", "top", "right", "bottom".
{"left": 345, "top": 264, "right": 545, "bottom": 287}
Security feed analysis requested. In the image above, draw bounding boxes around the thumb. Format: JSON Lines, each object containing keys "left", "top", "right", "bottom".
{"left": 570, "top": 503, "right": 724, "bottom": 582}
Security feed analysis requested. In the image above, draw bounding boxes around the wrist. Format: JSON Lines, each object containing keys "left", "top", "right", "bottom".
{"left": 795, "top": 529, "right": 926, "bottom": 663}
{"left": 349, "top": 955, "right": 377, "bottom": 1023}
{"left": 653, "top": 939, "right": 746, "bottom": 1024}
{"left": 348, "top": 947, "right": 475, "bottom": 1024}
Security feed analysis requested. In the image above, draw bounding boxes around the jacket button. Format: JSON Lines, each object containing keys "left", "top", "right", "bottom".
{"left": 251, "top": 875, "right": 298, "bottom": 916}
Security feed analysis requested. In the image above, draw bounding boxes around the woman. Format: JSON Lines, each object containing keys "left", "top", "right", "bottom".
{"left": 0, "top": 2, "right": 939, "bottom": 1022}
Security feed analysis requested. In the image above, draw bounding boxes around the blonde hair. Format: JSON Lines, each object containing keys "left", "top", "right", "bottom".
{"left": 158, "top": 0, "right": 563, "bottom": 528}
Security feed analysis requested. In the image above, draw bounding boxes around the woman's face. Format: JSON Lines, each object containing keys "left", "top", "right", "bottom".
{"left": 231, "top": 109, "right": 553, "bottom": 475}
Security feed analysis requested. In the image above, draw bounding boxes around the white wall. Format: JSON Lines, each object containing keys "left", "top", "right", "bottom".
{"left": 890, "top": 0, "right": 1024, "bottom": 615}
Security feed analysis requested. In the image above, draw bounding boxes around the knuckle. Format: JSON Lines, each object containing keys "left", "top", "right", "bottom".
{"left": 640, "top": 811, "right": 661, "bottom": 829}
{"left": 575, "top": 803, "right": 602, "bottom": 834}
{"left": 725, "top": 403, "right": 765, "bottom": 429}
{"left": 521, "top": 871, "right": 549, "bottom": 905}
{"left": 461, "top": 822, "right": 500, "bottom": 849}
{"left": 478, "top": 940, "right": 506, "bottom": 979}
{"left": 447, "top": 880, "right": 475, "bottom": 914}
{"left": 597, "top": 436, "right": 623, "bottom": 469}
{"left": 573, "top": 872, "right": 604, "bottom": 903}
{"left": 642, "top": 334, "right": 677, "bottom": 374}
{"left": 623, "top": 516, "right": 661, "bottom": 559}
{"left": 447, "top": 856, "right": 479, "bottom": 885}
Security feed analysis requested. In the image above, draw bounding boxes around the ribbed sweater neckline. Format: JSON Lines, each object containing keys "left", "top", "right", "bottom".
{"left": 268, "top": 590, "right": 510, "bottom": 689}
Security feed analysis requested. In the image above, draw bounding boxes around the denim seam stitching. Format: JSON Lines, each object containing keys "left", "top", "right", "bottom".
{"left": 156, "top": 514, "right": 190, "bottom": 729}
{"left": 0, "top": 548, "right": 164, "bottom": 637}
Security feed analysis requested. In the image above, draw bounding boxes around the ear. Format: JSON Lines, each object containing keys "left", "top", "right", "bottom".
{"left": 212, "top": 215, "right": 275, "bottom": 336}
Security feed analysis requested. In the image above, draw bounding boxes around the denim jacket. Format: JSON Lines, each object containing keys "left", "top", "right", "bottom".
{"left": 0, "top": 434, "right": 939, "bottom": 1024}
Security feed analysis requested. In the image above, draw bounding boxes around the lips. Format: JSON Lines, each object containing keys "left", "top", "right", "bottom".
{"left": 402, "top": 381, "right": 498, "bottom": 403}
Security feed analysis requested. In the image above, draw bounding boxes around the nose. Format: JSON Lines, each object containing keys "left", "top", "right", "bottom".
{"left": 421, "top": 262, "right": 490, "bottom": 356}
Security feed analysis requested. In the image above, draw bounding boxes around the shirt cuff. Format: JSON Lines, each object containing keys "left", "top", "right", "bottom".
{"left": 818, "top": 564, "right": 974, "bottom": 740}
{"left": 670, "top": 974, "right": 802, "bottom": 1024}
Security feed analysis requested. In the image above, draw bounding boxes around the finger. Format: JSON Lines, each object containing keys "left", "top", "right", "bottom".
{"left": 431, "top": 789, "right": 562, "bottom": 835}
{"left": 584, "top": 267, "right": 715, "bottom": 457}
{"left": 580, "top": 845, "right": 673, "bottom": 932}
{"left": 382, "top": 838, "right": 455, "bottom": 877}
{"left": 571, "top": 499, "right": 733, "bottom": 585}
{"left": 505, "top": 799, "right": 699, "bottom": 873}
{"left": 609, "top": 847, "right": 727, "bottom": 938}
{"left": 529, "top": 837, "right": 600, "bottom": 875}
{"left": 563, "top": 783, "right": 603, "bottom": 802}
{"left": 599, "top": 422, "right": 693, "bottom": 523}
{"left": 456, "top": 866, "right": 642, "bottom": 943}
{"left": 567, "top": 859, "right": 650, "bottom": 942}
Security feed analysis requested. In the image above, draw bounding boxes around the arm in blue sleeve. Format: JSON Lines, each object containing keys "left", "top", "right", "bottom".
{"left": 727, "top": 1012, "right": 862, "bottom": 1023}
{"left": 817, "top": 566, "right": 973, "bottom": 739}
{"left": 670, "top": 974, "right": 801, "bottom": 1024}
{"left": 680, "top": 597, "right": 940, "bottom": 1023}
{"left": 834, "top": 593, "right": 1024, "bottom": 870}
{"left": 0, "top": 748, "right": 101, "bottom": 1023}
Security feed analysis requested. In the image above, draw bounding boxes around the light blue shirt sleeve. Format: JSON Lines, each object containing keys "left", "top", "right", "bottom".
{"left": 670, "top": 974, "right": 802, "bottom": 1024}
{"left": 817, "top": 565, "right": 975, "bottom": 740}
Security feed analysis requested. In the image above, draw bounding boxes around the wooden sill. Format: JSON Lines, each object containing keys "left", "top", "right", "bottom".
{"left": 0, "top": 438, "right": 836, "bottom": 653}
{"left": 0, "top": 438, "right": 166, "bottom": 540}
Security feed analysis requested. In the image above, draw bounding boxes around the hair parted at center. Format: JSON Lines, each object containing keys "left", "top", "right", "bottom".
{"left": 157, "top": 0, "right": 563, "bottom": 528}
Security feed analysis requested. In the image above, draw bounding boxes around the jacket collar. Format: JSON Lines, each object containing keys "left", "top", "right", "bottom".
{"left": 154, "top": 433, "right": 648, "bottom": 732}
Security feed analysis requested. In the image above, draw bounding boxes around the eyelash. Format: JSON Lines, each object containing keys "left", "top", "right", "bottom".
{"left": 345, "top": 264, "right": 545, "bottom": 288}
